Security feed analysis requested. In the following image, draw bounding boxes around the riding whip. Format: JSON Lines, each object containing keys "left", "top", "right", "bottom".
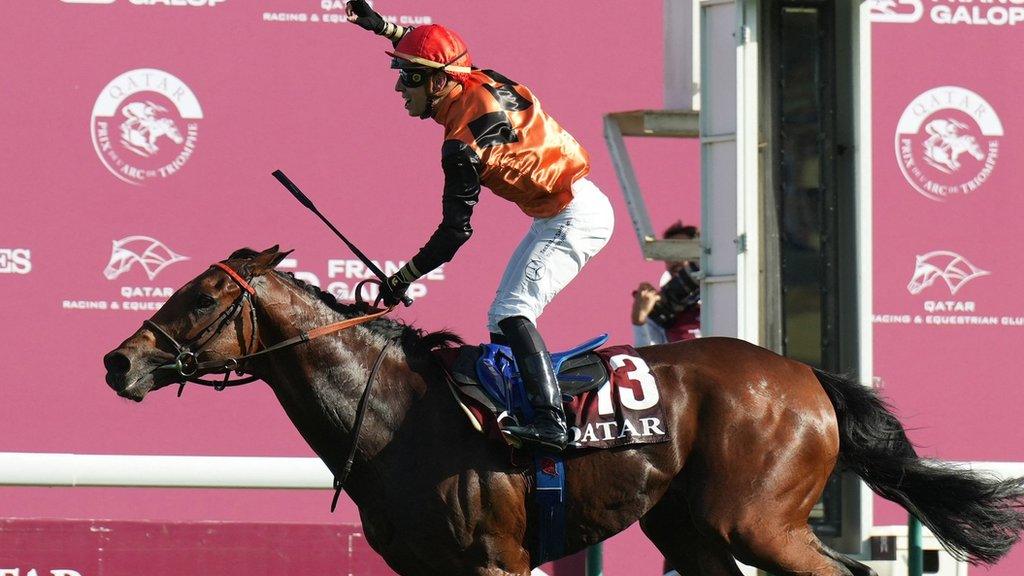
{"left": 271, "top": 169, "right": 413, "bottom": 306}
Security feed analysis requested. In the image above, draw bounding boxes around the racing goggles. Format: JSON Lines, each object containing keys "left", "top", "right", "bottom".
{"left": 398, "top": 67, "right": 434, "bottom": 88}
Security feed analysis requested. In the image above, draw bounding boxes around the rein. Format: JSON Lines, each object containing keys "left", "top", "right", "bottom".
{"left": 331, "top": 336, "right": 394, "bottom": 512}
{"left": 145, "top": 261, "right": 397, "bottom": 508}
{"left": 147, "top": 263, "right": 393, "bottom": 393}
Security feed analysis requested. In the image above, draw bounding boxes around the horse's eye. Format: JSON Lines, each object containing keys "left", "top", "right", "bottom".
{"left": 195, "top": 294, "right": 217, "bottom": 309}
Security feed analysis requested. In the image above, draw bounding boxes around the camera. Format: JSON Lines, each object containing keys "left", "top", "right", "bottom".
{"left": 649, "top": 263, "right": 700, "bottom": 329}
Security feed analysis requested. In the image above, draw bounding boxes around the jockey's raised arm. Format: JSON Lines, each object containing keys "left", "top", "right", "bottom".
{"left": 343, "top": 2, "right": 614, "bottom": 452}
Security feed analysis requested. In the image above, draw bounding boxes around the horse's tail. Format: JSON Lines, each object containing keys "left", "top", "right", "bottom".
{"left": 813, "top": 368, "right": 1024, "bottom": 565}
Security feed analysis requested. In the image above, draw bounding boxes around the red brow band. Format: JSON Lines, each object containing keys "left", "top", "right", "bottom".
{"left": 212, "top": 262, "right": 256, "bottom": 295}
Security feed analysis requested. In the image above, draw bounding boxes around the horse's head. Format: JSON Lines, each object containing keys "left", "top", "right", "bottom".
{"left": 906, "top": 255, "right": 940, "bottom": 295}
{"left": 157, "top": 118, "right": 184, "bottom": 145}
{"left": 962, "top": 135, "right": 985, "bottom": 161}
{"left": 102, "top": 246, "right": 289, "bottom": 401}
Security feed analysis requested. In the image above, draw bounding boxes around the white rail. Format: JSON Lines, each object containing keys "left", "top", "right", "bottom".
{"left": 0, "top": 452, "right": 1019, "bottom": 490}
{"left": 0, "top": 452, "right": 333, "bottom": 489}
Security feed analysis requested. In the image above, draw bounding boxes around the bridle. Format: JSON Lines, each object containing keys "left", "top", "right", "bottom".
{"left": 145, "top": 262, "right": 259, "bottom": 393}
{"left": 144, "top": 260, "right": 396, "bottom": 507}
{"left": 146, "top": 261, "right": 392, "bottom": 395}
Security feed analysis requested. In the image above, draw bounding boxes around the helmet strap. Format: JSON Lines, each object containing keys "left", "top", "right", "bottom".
{"left": 420, "top": 73, "right": 457, "bottom": 120}
{"left": 420, "top": 99, "right": 435, "bottom": 120}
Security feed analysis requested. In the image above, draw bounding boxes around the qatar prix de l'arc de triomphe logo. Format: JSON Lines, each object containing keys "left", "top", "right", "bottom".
{"left": 91, "top": 68, "right": 202, "bottom": 185}
{"left": 895, "top": 86, "right": 1002, "bottom": 202}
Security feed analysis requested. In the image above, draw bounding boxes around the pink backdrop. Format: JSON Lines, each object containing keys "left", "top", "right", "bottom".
{"left": 870, "top": 7, "right": 1024, "bottom": 575}
{"left": 0, "top": 2, "right": 699, "bottom": 575}
{"left": 3, "top": 2, "right": 1020, "bottom": 575}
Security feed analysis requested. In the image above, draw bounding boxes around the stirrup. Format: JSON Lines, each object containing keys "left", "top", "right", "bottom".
{"left": 502, "top": 425, "right": 569, "bottom": 452}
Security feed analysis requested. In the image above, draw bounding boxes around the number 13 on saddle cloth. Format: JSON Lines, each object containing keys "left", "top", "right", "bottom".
{"left": 570, "top": 346, "right": 669, "bottom": 448}
{"left": 438, "top": 341, "right": 670, "bottom": 450}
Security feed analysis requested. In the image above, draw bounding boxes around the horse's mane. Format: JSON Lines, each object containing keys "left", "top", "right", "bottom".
{"left": 229, "top": 248, "right": 464, "bottom": 360}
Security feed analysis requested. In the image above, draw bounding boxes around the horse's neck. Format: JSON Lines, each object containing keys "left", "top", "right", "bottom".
{"left": 252, "top": 277, "right": 419, "bottom": 496}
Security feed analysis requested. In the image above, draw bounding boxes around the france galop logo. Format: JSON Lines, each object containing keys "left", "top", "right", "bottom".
{"left": 870, "top": 0, "right": 923, "bottom": 23}
{"left": 91, "top": 68, "right": 202, "bottom": 185}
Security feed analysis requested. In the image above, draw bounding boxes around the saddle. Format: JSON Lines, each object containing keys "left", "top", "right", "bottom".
{"left": 438, "top": 334, "right": 609, "bottom": 433}
{"left": 434, "top": 335, "right": 671, "bottom": 566}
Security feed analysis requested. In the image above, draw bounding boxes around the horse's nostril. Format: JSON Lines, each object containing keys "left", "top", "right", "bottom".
{"left": 103, "top": 351, "right": 131, "bottom": 374}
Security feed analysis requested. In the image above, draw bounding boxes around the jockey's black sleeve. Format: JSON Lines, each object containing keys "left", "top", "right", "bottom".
{"left": 408, "top": 140, "right": 481, "bottom": 278}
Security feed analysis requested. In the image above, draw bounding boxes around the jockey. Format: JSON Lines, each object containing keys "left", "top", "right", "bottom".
{"left": 346, "top": 1, "right": 614, "bottom": 452}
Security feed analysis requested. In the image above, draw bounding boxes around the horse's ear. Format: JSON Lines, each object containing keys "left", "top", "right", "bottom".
{"left": 249, "top": 245, "right": 293, "bottom": 275}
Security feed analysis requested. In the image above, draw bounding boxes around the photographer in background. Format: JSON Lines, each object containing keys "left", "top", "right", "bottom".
{"left": 631, "top": 222, "right": 701, "bottom": 346}
{"left": 631, "top": 221, "right": 700, "bottom": 576}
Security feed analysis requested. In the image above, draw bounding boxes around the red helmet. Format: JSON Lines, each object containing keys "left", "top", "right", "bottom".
{"left": 385, "top": 24, "right": 473, "bottom": 84}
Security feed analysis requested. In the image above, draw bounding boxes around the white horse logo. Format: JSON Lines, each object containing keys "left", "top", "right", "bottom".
{"left": 103, "top": 236, "right": 189, "bottom": 281}
{"left": 907, "top": 251, "right": 990, "bottom": 296}
{"left": 119, "top": 101, "right": 184, "bottom": 158}
{"left": 921, "top": 119, "right": 985, "bottom": 174}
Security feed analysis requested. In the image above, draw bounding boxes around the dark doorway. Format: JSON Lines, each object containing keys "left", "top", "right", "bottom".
{"left": 762, "top": 0, "right": 859, "bottom": 542}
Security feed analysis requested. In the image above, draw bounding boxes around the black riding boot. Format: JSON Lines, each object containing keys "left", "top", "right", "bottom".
{"left": 498, "top": 316, "right": 568, "bottom": 452}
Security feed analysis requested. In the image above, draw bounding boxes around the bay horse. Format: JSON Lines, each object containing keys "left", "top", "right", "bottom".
{"left": 103, "top": 246, "right": 1024, "bottom": 576}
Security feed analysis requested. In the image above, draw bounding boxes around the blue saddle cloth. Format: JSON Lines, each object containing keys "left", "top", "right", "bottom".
{"left": 449, "top": 334, "right": 607, "bottom": 564}
{"left": 473, "top": 334, "right": 608, "bottom": 422}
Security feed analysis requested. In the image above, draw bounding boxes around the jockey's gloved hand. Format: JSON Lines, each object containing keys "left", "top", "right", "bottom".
{"left": 346, "top": 0, "right": 408, "bottom": 41}
{"left": 346, "top": 0, "right": 385, "bottom": 33}
{"left": 382, "top": 263, "right": 418, "bottom": 307}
